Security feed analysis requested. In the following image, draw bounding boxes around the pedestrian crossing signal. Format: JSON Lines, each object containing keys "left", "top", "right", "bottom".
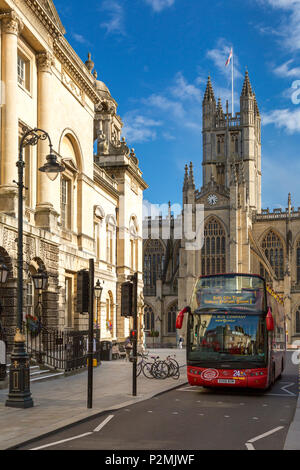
{"left": 130, "top": 329, "right": 137, "bottom": 341}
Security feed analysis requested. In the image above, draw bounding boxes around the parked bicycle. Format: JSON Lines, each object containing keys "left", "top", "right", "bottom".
{"left": 136, "top": 352, "right": 180, "bottom": 380}
{"left": 165, "top": 355, "right": 180, "bottom": 380}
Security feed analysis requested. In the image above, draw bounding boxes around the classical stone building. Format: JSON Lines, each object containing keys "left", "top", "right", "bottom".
{"left": 144, "top": 72, "right": 299, "bottom": 346}
{"left": 0, "top": 0, "right": 147, "bottom": 350}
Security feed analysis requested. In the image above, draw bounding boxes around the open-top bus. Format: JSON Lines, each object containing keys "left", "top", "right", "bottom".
{"left": 176, "top": 274, "right": 286, "bottom": 389}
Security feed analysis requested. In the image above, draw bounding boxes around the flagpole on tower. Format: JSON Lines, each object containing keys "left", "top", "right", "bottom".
{"left": 232, "top": 48, "right": 234, "bottom": 116}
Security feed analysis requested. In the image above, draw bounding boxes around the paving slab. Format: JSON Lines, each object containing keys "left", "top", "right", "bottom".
{"left": 0, "top": 349, "right": 187, "bottom": 450}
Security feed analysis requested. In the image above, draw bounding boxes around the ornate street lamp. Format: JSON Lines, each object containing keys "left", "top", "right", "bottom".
{"left": 32, "top": 268, "right": 48, "bottom": 292}
{"left": 0, "top": 260, "right": 9, "bottom": 285}
{"left": 94, "top": 279, "right": 104, "bottom": 361}
{"left": 5, "top": 128, "right": 64, "bottom": 409}
{"left": 94, "top": 279, "right": 103, "bottom": 300}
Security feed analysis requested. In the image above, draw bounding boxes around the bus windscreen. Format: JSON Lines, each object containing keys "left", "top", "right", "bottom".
{"left": 188, "top": 313, "right": 267, "bottom": 363}
{"left": 191, "top": 275, "right": 266, "bottom": 313}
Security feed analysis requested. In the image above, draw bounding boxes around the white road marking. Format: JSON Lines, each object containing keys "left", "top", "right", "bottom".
{"left": 267, "top": 382, "right": 296, "bottom": 397}
{"left": 30, "top": 415, "right": 115, "bottom": 450}
{"left": 245, "top": 426, "right": 284, "bottom": 450}
{"left": 246, "top": 443, "right": 255, "bottom": 450}
{"left": 31, "top": 432, "right": 93, "bottom": 450}
{"left": 93, "top": 415, "right": 114, "bottom": 433}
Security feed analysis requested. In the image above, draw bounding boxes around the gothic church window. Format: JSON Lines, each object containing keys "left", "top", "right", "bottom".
{"left": 143, "top": 240, "right": 165, "bottom": 295}
{"left": 144, "top": 305, "right": 154, "bottom": 331}
{"left": 261, "top": 231, "right": 284, "bottom": 280}
{"left": 296, "top": 307, "right": 300, "bottom": 334}
{"left": 201, "top": 218, "right": 226, "bottom": 276}
{"left": 167, "top": 303, "right": 177, "bottom": 334}
{"left": 297, "top": 240, "right": 300, "bottom": 284}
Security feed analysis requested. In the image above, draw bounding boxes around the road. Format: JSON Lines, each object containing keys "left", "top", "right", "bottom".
{"left": 19, "top": 352, "right": 299, "bottom": 451}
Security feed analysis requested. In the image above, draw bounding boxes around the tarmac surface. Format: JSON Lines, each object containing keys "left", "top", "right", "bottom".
{"left": 1, "top": 348, "right": 300, "bottom": 450}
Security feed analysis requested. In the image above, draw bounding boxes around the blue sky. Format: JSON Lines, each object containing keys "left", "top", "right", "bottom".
{"left": 54, "top": 0, "right": 300, "bottom": 212}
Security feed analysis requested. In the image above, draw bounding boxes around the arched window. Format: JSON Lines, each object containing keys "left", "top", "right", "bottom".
{"left": 261, "top": 230, "right": 284, "bottom": 280}
{"left": 296, "top": 307, "right": 300, "bottom": 334}
{"left": 106, "top": 291, "right": 114, "bottom": 335}
{"left": 296, "top": 240, "right": 300, "bottom": 284}
{"left": 60, "top": 135, "right": 79, "bottom": 232}
{"left": 106, "top": 215, "right": 116, "bottom": 267}
{"left": 201, "top": 218, "right": 226, "bottom": 275}
{"left": 143, "top": 240, "right": 165, "bottom": 295}
{"left": 167, "top": 303, "right": 177, "bottom": 334}
{"left": 144, "top": 305, "right": 154, "bottom": 331}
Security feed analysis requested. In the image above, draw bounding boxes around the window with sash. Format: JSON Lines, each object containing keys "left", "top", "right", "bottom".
{"left": 61, "top": 177, "right": 71, "bottom": 230}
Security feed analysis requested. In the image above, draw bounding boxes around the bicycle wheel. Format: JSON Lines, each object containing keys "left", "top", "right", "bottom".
{"left": 142, "top": 362, "right": 155, "bottom": 379}
{"left": 152, "top": 361, "right": 169, "bottom": 379}
{"left": 137, "top": 361, "right": 142, "bottom": 377}
{"left": 169, "top": 358, "right": 180, "bottom": 377}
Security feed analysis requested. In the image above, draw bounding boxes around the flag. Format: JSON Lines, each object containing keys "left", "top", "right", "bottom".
{"left": 225, "top": 48, "right": 233, "bottom": 67}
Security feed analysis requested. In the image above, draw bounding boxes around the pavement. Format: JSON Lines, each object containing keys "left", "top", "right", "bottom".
{"left": 0, "top": 349, "right": 187, "bottom": 450}
{"left": 284, "top": 350, "right": 300, "bottom": 450}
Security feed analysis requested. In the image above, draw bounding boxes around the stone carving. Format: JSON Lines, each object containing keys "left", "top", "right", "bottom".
{"left": 36, "top": 51, "right": 55, "bottom": 73}
{"left": 62, "top": 69, "right": 85, "bottom": 104}
{"left": 96, "top": 99, "right": 116, "bottom": 116}
{"left": 0, "top": 10, "right": 23, "bottom": 35}
{"left": 97, "top": 131, "right": 109, "bottom": 155}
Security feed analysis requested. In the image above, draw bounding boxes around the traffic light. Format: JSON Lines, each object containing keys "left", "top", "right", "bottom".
{"left": 121, "top": 281, "right": 133, "bottom": 317}
{"left": 130, "top": 329, "right": 137, "bottom": 342}
{"left": 76, "top": 269, "right": 89, "bottom": 314}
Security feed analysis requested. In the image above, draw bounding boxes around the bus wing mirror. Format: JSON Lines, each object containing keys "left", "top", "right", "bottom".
{"left": 176, "top": 306, "right": 191, "bottom": 330}
{"left": 266, "top": 308, "right": 274, "bottom": 332}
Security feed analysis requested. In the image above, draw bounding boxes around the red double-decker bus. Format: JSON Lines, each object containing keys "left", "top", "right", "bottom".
{"left": 176, "top": 274, "right": 286, "bottom": 389}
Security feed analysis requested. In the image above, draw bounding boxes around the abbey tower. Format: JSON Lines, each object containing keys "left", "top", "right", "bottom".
{"left": 144, "top": 71, "right": 300, "bottom": 346}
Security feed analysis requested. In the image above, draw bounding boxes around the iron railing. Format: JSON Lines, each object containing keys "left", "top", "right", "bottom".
{"left": 23, "top": 324, "right": 101, "bottom": 372}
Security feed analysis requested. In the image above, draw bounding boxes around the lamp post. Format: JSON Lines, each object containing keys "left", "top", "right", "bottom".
{"left": 94, "top": 279, "right": 103, "bottom": 363}
{"left": 31, "top": 268, "right": 49, "bottom": 350}
{"left": 6, "top": 128, "right": 65, "bottom": 409}
{"left": 0, "top": 260, "right": 9, "bottom": 381}
{"left": 94, "top": 279, "right": 103, "bottom": 331}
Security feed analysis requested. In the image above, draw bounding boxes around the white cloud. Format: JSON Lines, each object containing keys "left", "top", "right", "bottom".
{"left": 72, "top": 33, "right": 90, "bottom": 45}
{"left": 122, "top": 112, "right": 162, "bottom": 143}
{"left": 143, "top": 93, "right": 185, "bottom": 118}
{"left": 206, "top": 39, "right": 243, "bottom": 80}
{"left": 273, "top": 59, "right": 300, "bottom": 78}
{"left": 262, "top": 107, "right": 300, "bottom": 132}
{"left": 257, "top": 0, "right": 300, "bottom": 51}
{"left": 170, "top": 72, "right": 202, "bottom": 102}
{"left": 144, "top": 0, "right": 175, "bottom": 12}
{"left": 100, "top": 1, "right": 125, "bottom": 36}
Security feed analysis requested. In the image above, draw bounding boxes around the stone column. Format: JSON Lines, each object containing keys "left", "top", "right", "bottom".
{"left": 0, "top": 11, "right": 23, "bottom": 215}
{"left": 35, "top": 51, "right": 59, "bottom": 231}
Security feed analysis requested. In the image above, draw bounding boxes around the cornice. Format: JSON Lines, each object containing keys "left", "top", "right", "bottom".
{"left": 25, "top": 0, "right": 63, "bottom": 38}
{"left": 53, "top": 38, "right": 100, "bottom": 104}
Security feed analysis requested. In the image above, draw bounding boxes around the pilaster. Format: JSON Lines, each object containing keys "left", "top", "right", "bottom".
{"left": 0, "top": 11, "right": 24, "bottom": 216}
{"left": 35, "top": 51, "right": 57, "bottom": 231}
